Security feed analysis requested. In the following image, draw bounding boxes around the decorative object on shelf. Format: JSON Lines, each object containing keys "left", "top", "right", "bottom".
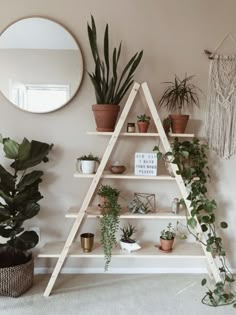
{"left": 80, "top": 233, "right": 94, "bottom": 253}
{"left": 137, "top": 114, "right": 151, "bottom": 133}
{"left": 127, "top": 122, "right": 136, "bottom": 133}
{"left": 77, "top": 153, "right": 100, "bottom": 174}
{"left": 171, "top": 198, "right": 180, "bottom": 214}
{"left": 120, "top": 223, "right": 141, "bottom": 253}
{"left": 205, "top": 33, "right": 236, "bottom": 159}
{"left": 134, "top": 152, "right": 157, "bottom": 176}
{"left": 110, "top": 163, "right": 126, "bottom": 174}
{"left": 128, "top": 193, "right": 156, "bottom": 214}
{"left": 162, "top": 117, "right": 171, "bottom": 134}
{"left": 98, "top": 185, "right": 121, "bottom": 271}
{"left": 0, "top": 135, "right": 53, "bottom": 297}
{"left": 155, "top": 137, "right": 236, "bottom": 308}
{"left": 87, "top": 15, "right": 143, "bottom": 132}
{"left": 158, "top": 74, "right": 202, "bottom": 133}
{"left": 159, "top": 223, "right": 176, "bottom": 252}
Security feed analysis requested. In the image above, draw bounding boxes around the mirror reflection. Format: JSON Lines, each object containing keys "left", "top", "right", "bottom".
{"left": 0, "top": 17, "right": 83, "bottom": 113}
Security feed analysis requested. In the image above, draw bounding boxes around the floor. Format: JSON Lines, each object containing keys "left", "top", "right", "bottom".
{"left": 1, "top": 274, "right": 235, "bottom": 315}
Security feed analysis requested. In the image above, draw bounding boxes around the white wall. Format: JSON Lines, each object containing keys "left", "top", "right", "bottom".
{"left": 0, "top": 0, "right": 236, "bottom": 272}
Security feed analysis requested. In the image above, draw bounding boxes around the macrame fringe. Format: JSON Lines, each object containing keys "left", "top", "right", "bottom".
{"left": 205, "top": 55, "right": 236, "bottom": 159}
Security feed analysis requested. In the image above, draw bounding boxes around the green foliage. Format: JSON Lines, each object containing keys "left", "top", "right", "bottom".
{"left": 97, "top": 184, "right": 120, "bottom": 198}
{"left": 154, "top": 137, "right": 235, "bottom": 307}
{"left": 158, "top": 74, "right": 201, "bottom": 114}
{"left": 160, "top": 223, "right": 176, "bottom": 240}
{"left": 99, "top": 185, "right": 121, "bottom": 271}
{"left": 120, "top": 223, "right": 136, "bottom": 243}
{"left": 87, "top": 15, "right": 143, "bottom": 105}
{"left": 0, "top": 135, "right": 53, "bottom": 254}
{"left": 77, "top": 153, "right": 100, "bottom": 162}
{"left": 137, "top": 114, "right": 151, "bottom": 122}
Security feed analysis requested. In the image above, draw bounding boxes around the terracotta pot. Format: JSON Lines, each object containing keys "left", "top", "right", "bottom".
{"left": 169, "top": 114, "right": 189, "bottom": 133}
{"left": 160, "top": 237, "right": 174, "bottom": 252}
{"left": 92, "top": 104, "right": 120, "bottom": 132}
{"left": 137, "top": 121, "right": 149, "bottom": 133}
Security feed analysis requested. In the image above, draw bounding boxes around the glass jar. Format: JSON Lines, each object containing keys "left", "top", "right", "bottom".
{"left": 127, "top": 123, "right": 135, "bottom": 133}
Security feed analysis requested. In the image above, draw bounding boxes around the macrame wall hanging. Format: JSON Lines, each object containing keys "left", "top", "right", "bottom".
{"left": 205, "top": 33, "right": 236, "bottom": 159}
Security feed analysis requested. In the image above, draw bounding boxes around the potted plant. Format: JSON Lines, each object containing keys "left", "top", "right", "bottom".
{"left": 77, "top": 153, "right": 100, "bottom": 174}
{"left": 137, "top": 114, "right": 151, "bottom": 133}
{"left": 162, "top": 117, "right": 171, "bottom": 134}
{"left": 159, "top": 223, "right": 176, "bottom": 252}
{"left": 158, "top": 74, "right": 201, "bottom": 133}
{"left": 0, "top": 135, "right": 53, "bottom": 297}
{"left": 87, "top": 15, "right": 143, "bottom": 132}
{"left": 98, "top": 184, "right": 121, "bottom": 270}
{"left": 97, "top": 184, "right": 120, "bottom": 209}
{"left": 120, "top": 223, "right": 141, "bottom": 253}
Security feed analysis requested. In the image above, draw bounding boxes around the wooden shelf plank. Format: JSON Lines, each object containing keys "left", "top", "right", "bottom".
{"left": 66, "top": 206, "right": 188, "bottom": 220}
{"left": 87, "top": 131, "right": 195, "bottom": 138}
{"left": 74, "top": 172, "right": 175, "bottom": 180}
{"left": 38, "top": 242, "right": 204, "bottom": 259}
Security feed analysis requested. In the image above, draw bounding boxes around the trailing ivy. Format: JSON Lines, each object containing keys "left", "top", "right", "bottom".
{"left": 154, "top": 137, "right": 236, "bottom": 308}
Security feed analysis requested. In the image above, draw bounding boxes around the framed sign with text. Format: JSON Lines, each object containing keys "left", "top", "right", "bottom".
{"left": 134, "top": 152, "right": 157, "bottom": 176}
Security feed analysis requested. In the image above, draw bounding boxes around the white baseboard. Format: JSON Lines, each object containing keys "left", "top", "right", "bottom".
{"left": 35, "top": 267, "right": 209, "bottom": 274}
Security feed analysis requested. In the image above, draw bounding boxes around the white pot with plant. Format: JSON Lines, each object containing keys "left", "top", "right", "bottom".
{"left": 120, "top": 223, "right": 141, "bottom": 253}
{"left": 158, "top": 74, "right": 202, "bottom": 133}
{"left": 77, "top": 153, "right": 100, "bottom": 174}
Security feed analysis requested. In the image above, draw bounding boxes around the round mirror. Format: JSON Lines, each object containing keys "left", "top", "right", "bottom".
{"left": 0, "top": 17, "right": 83, "bottom": 113}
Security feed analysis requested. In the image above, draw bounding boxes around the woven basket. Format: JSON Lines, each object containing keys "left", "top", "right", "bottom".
{"left": 0, "top": 256, "right": 34, "bottom": 297}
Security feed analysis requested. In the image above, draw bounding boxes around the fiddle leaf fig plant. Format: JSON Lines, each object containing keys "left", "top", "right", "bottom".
{"left": 153, "top": 137, "right": 236, "bottom": 308}
{"left": 0, "top": 135, "right": 53, "bottom": 267}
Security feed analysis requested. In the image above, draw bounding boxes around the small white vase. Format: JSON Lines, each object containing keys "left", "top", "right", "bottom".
{"left": 77, "top": 160, "right": 97, "bottom": 174}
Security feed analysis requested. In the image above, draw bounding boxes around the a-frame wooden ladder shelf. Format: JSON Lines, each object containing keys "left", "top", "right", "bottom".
{"left": 38, "top": 82, "right": 221, "bottom": 297}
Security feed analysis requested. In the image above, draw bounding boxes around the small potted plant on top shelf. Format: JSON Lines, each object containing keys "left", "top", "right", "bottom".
{"left": 158, "top": 74, "right": 202, "bottom": 133}
{"left": 159, "top": 223, "right": 176, "bottom": 252}
{"left": 77, "top": 153, "right": 100, "bottom": 174}
{"left": 120, "top": 223, "right": 141, "bottom": 253}
{"left": 137, "top": 114, "right": 151, "bottom": 133}
{"left": 87, "top": 15, "right": 143, "bottom": 132}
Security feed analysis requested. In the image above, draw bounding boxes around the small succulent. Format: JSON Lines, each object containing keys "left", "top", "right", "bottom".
{"left": 137, "top": 114, "right": 151, "bottom": 122}
{"left": 160, "top": 223, "right": 176, "bottom": 240}
{"left": 77, "top": 153, "right": 100, "bottom": 162}
{"left": 120, "top": 223, "right": 136, "bottom": 243}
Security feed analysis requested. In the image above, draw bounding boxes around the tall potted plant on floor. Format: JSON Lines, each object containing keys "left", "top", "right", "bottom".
{"left": 0, "top": 135, "right": 53, "bottom": 297}
{"left": 87, "top": 15, "right": 143, "bottom": 132}
{"left": 158, "top": 74, "right": 201, "bottom": 133}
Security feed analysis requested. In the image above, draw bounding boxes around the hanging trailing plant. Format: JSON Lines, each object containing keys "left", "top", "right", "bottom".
{"left": 154, "top": 137, "right": 236, "bottom": 308}
{"left": 98, "top": 185, "right": 121, "bottom": 271}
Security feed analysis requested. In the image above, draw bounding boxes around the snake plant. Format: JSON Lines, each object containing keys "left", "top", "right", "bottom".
{"left": 87, "top": 15, "right": 143, "bottom": 105}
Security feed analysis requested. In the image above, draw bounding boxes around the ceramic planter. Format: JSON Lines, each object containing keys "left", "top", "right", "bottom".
{"left": 77, "top": 160, "right": 97, "bottom": 174}
{"left": 160, "top": 237, "right": 175, "bottom": 252}
{"left": 137, "top": 121, "right": 149, "bottom": 133}
{"left": 120, "top": 241, "right": 141, "bottom": 253}
{"left": 169, "top": 114, "right": 189, "bottom": 133}
{"left": 92, "top": 104, "right": 120, "bottom": 132}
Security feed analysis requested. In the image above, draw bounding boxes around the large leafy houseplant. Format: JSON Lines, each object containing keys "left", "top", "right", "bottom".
{"left": 87, "top": 15, "right": 143, "bottom": 131}
{"left": 0, "top": 135, "right": 53, "bottom": 268}
{"left": 158, "top": 74, "right": 201, "bottom": 133}
{"left": 97, "top": 184, "right": 121, "bottom": 271}
{"left": 154, "top": 138, "right": 236, "bottom": 308}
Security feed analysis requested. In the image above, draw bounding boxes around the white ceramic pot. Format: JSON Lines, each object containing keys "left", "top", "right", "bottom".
{"left": 120, "top": 241, "right": 141, "bottom": 253}
{"left": 77, "top": 160, "right": 97, "bottom": 174}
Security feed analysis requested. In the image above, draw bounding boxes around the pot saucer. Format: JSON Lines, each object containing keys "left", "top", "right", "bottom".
{"left": 155, "top": 245, "right": 172, "bottom": 253}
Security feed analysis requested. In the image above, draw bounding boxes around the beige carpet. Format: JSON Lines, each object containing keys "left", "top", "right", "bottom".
{"left": 1, "top": 274, "right": 235, "bottom": 315}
